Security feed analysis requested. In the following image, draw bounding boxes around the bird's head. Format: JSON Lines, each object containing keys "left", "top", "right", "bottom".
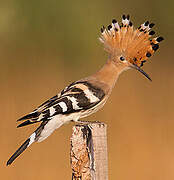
{"left": 99, "top": 15, "right": 164, "bottom": 81}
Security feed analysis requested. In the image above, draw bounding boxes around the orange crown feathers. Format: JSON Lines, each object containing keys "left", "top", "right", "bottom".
{"left": 99, "top": 15, "right": 164, "bottom": 67}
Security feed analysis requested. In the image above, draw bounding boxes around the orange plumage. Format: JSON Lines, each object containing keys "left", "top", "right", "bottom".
{"left": 99, "top": 14, "right": 164, "bottom": 67}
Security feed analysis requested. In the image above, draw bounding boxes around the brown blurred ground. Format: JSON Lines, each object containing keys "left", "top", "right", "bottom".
{"left": 1, "top": 0, "right": 174, "bottom": 179}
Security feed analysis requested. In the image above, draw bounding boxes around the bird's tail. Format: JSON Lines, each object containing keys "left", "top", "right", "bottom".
{"left": 99, "top": 14, "right": 164, "bottom": 67}
{"left": 6, "top": 120, "right": 48, "bottom": 166}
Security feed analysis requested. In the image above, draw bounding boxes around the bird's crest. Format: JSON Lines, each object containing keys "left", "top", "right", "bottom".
{"left": 99, "top": 15, "right": 164, "bottom": 67}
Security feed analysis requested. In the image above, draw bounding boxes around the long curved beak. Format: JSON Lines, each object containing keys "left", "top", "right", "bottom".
{"left": 130, "top": 64, "right": 152, "bottom": 81}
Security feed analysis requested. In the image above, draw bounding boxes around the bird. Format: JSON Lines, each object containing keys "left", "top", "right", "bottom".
{"left": 7, "top": 14, "right": 164, "bottom": 166}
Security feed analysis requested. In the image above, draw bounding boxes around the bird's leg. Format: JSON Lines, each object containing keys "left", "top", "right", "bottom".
{"left": 75, "top": 119, "right": 101, "bottom": 125}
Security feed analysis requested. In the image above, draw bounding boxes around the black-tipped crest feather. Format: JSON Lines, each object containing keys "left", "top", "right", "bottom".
{"left": 99, "top": 14, "right": 164, "bottom": 67}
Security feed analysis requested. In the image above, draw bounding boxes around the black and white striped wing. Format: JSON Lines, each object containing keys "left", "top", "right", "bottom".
{"left": 17, "top": 81, "right": 105, "bottom": 127}
{"left": 7, "top": 80, "right": 105, "bottom": 165}
{"left": 16, "top": 94, "right": 61, "bottom": 127}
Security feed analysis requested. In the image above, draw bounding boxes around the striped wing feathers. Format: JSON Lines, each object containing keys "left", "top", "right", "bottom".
{"left": 17, "top": 81, "right": 105, "bottom": 127}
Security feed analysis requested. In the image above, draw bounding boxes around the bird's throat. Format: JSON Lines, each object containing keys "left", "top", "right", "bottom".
{"left": 93, "top": 60, "right": 120, "bottom": 89}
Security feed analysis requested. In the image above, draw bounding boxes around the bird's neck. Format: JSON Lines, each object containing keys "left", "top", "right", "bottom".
{"left": 92, "top": 59, "right": 121, "bottom": 91}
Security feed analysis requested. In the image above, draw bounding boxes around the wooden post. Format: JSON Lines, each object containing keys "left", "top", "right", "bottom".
{"left": 70, "top": 122, "right": 108, "bottom": 180}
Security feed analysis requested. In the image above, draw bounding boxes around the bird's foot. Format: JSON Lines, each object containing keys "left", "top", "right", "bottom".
{"left": 75, "top": 120, "right": 101, "bottom": 125}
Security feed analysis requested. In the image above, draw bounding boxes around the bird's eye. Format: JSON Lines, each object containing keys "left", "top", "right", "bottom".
{"left": 120, "top": 56, "right": 125, "bottom": 61}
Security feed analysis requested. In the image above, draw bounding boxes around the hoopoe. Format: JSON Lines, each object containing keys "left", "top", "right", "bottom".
{"left": 7, "top": 15, "right": 164, "bottom": 166}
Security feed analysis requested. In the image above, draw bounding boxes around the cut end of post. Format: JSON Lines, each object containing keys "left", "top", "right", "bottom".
{"left": 70, "top": 122, "right": 108, "bottom": 180}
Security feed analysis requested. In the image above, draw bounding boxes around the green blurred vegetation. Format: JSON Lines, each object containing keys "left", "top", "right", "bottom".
{"left": 1, "top": 0, "right": 174, "bottom": 180}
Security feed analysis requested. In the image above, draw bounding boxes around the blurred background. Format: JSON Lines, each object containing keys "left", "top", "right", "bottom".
{"left": 1, "top": 0, "right": 174, "bottom": 179}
